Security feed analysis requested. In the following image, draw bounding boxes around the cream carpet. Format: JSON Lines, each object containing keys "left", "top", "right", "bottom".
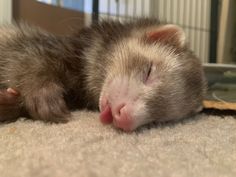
{"left": 0, "top": 110, "right": 236, "bottom": 177}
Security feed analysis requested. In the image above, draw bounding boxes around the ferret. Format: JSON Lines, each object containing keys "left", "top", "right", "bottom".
{"left": 0, "top": 19, "right": 206, "bottom": 131}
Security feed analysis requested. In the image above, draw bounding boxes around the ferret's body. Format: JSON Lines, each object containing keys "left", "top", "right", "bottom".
{"left": 0, "top": 19, "right": 206, "bottom": 131}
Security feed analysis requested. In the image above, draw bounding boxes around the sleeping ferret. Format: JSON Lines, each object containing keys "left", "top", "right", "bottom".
{"left": 0, "top": 19, "right": 206, "bottom": 131}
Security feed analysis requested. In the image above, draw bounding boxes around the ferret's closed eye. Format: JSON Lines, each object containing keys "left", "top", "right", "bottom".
{"left": 144, "top": 62, "right": 153, "bottom": 83}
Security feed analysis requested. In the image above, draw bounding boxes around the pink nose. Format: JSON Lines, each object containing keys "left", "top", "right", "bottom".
{"left": 99, "top": 103, "right": 133, "bottom": 131}
{"left": 113, "top": 104, "right": 133, "bottom": 131}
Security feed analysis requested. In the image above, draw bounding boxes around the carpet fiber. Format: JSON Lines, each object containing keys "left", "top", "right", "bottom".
{"left": 0, "top": 111, "right": 236, "bottom": 177}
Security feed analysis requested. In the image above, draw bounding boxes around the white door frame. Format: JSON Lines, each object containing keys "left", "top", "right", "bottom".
{"left": 217, "top": 0, "right": 235, "bottom": 63}
{"left": 0, "top": 0, "right": 12, "bottom": 24}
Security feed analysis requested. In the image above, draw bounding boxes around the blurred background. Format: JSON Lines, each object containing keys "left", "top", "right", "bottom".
{"left": 0, "top": 0, "right": 235, "bottom": 64}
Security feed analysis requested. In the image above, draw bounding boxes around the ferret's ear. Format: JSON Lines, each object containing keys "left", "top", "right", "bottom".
{"left": 146, "top": 25, "right": 186, "bottom": 48}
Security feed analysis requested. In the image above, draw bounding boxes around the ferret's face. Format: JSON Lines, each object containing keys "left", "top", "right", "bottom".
{"left": 99, "top": 25, "right": 206, "bottom": 131}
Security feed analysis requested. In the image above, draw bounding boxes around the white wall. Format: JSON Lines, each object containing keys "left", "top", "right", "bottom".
{"left": 0, "top": 0, "right": 12, "bottom": 24}
{"left": 99, "top": 0, "right": 151, "bottom": 19}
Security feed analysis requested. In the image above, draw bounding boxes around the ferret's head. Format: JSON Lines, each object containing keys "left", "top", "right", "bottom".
{"left": 99, "top": 24, "right": 206, "bottom": 131}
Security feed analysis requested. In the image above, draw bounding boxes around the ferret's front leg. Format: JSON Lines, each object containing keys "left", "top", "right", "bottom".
{"left": 23, "top": 82, "right": 70, "bottom": 123}
{"left": 0, "top": 88, "right": 22, "bottom": 121}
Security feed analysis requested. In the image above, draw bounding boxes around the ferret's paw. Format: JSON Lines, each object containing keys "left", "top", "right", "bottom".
{"left": 0, "top": 104, "right": 22, "bottom": 122}
{"left": 0, "top": 88, "right": 21, "bottom": 121}
{"left": 24, "top": 83, "right": 70, "bottom": 123}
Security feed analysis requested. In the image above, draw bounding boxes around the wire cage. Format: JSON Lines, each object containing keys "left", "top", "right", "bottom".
{"left": 92, "top": 0, "right": 219, "bottom": 63}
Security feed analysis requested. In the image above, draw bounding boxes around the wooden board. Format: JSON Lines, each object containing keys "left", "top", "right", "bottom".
{"left": 203, "top": 100, "right": 236, "bottom": 110}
